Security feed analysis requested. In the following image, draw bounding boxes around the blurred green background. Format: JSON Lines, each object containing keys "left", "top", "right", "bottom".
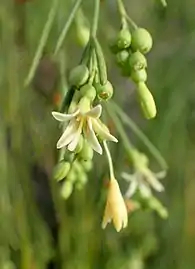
{"left": 1, "top": 0, "right": 195, "bottom": 268}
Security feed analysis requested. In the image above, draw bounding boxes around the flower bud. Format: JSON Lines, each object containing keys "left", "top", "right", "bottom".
{"left": 116, "top": 50, "right": 129, "bottom": 67}
{"left": 61, "top": 181, "right": 73, "bottom": 199}
{"left": 68, "top": 64, "right": 89, "bottom": 87}
{"left": 53, "top": 161, "right": 71, "bottom": 181}
{"left": 80, "top": 84, "right": 96, "bottom": 101}
{"left": 131, "top": 28, "right": 153, "bottom": 54}
{"left": 81, "top": 160, "right": 93, "bottom": 171}
{"left": 129, "top": 51, "right": 147, "bottom": 71}
{"left": 131, "top": 69, "right": 147, "bottom": 83}
{"left": 96, "top": 81, "right": 114, "bottom": 101}
{"left": 79, "top": 141, "right": 94, "bottom": 161}
{"left": 66, "top": 168, "right": 77, "bottom": 183}
{"left": 137, "top": 82, "right": 157, "bottom": 119}
{"left": 117, "top": 28, "right": 132, "bottom": 49}
{"left": 147, "top": 196, "right": 168, "bottom": 219}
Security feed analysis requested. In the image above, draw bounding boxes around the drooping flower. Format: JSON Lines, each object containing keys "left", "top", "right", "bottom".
{"left": 102, "top": 178, "right": 128, "bottom": 232}
{"left": 52, "top": 98, "right": 118, "bottom": 154}
{"left": 122, "top": 150, "right": 165, "bottom": 198}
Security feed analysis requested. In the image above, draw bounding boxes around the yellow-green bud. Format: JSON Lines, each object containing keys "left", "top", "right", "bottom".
{"left": 137, "top": 82, "right": 157, "bottom": 119}
{"left": 131, "top": 69, "right": 147, "bottom": 83}
{"left": 76, "top": 25, "right": 90, "bottom": 47}
{"left": 81, "top": 160, "right": 93, "bottom": 171}
{"left": 131, "top": 28, "right": 153, "bottom": 54}
{"left": 66, "top": 168, "right": 77, "bottom": 183}
{"left": 129, "top": 51, "right": 147, "bottom": 71}
{"left": 61, "top": 181, "right": 73, "bottom": 199}
{"left": 53, "top": 161, "right": 71, "bottom": 181}
{"left": 69, "top": 64, "right": 89, "bottom": 87}
{"left": 117, "top": 29, "right": 132, "bottom": 49}
{"left": 79, "top": 141, "right": 94, "bottom": 161}
{"left": 96, "top": 81, "right": 114, "bottom": 101}
{"left": 80, "top": 84, "right": 96, "bottom": 101}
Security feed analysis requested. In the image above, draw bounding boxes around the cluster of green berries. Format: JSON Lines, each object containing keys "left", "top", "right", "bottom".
{"left": 110, "top": 27, "right": 157, "bottom": 119}
{"left": 53, "top": 138, "right": 93, "bottom": 199}
{"left": 68, "top": 62, "right": 113, "bottom": 102}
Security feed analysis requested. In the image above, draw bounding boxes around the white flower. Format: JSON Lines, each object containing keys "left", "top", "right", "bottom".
{"left": 102, "top": 178, "right": 128, "bottom": 232}
{"left": 122, "top": 150, "right": 165, "bottom": 198}
{"left": 52, "top": 103, "right": 118, "bottom": 154}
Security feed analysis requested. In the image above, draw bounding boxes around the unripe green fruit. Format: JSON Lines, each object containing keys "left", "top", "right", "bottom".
{"left": 53, "top": 161, "right": 71, "bottom": 181}
{"left": 79, "top": 141, "right": 94, "bottom": 161}
{"left": 66, "top": 168, "right": 77, "bottom": 183}
{"left": 131, "top": 69, "right": 147, "bottom": 83}
{"left": 76, "top": 26, "right": 90, "bottom": 47}
{"left": 80, "top": 84, "right": 96, "bottom": 101}
{"left": 109, "top": 39, "right": 121, "bottom": 54}
{"left": 116, "top": 50, "right": 129, "bottom": 66}
{"left": 96, "top": 81, "right": 114, "bottom": 101}
{"left": 131, "top": 28, "right": 153, "bottom": 54}
{"left": 117, "top": 28, "right": 132, "bottom": 49}
{"left": 129, "top": 51, "right": 147, "bottom": 71}
{"left": 137, "top": 82, "right": 157, "bottom": 119}
{"left": 69, "top": 64, "right": 89, "bottom": 87}
{"left": 61, "top": 181, "right": 73, "bottom": 199}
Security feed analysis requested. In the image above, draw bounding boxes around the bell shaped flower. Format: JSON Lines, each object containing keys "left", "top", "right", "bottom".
{"left": 102, "top": 178, "right": 128, "bottom": 232}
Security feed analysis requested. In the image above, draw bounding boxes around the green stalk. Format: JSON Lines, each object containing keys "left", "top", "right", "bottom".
{"left": 91, "top": 0, "right": 100, "bottom": 37}
{"left": 54, "top": 0, "right": 83, "bottom": 55}
{"left": 117, "top": 0, "right": 137, "bottom": 29}
{"left": 103, "top": 141, "right": 115, "bottom": 179}
{"left": 110, "top": 101, "right": 168, "bottom": 170}
{"left": 24, "top": 0, "right": 58, "bottom": 87}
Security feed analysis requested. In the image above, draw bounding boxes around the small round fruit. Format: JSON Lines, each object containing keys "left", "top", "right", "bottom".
{"left": 61, "top": 181, "right": 73, "bottom": 199}
{"left": 68, "top": 64, "right": 89, "bottom": 87}
{"left": 117, "top": 28, "right": 132, "bottom": 49}
{"left": 96, "top": 81, "right": 114, "bottom": 101}
{"left": 80, "top": 84, "right": 96, "bottom": 101}
{"left": 129, "top": 51, "right": 147, "bottom": 70}
{"left": 131, "top": 69, "right": 147, "bottom": 83}
{"left": 81, "top": 160, "right": 93, "bottom": 172}
{"left": 116, "top": 50, "right": 129, "bottom": 67}
{"left": 131, "top": 28, "right": 153, "bottom": 54}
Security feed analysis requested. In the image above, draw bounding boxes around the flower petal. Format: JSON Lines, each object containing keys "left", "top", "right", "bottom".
{"left": 67, "top": 122, "right": 83, "bottom": 152}
{"left": 56, "top": 120, "right": 79, "bottom": 149}
{"left": 144, "top": 169, "right": 164, "bottom": 192}
{"left": 139, "top": 182, "right": 152, "bottom": 198}
{"left": 102, "top": 202, "right": 112, "bottom": 229}
{"left": 92, "top": 119, "right": 118, "bottom": 142}
{"left": 84, "top": 119, "right": 103, "bottom": 155}
{"left": 125, "top": 180, "right": 138, "bottom": 198}
{"left": 52, "top": 109, "right": 80, "bottom": 122}
{"left": 85, "top": 104, "right": 102, "bottom": 118}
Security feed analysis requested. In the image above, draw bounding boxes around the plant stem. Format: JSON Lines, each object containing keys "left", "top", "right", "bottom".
{"left": 54, "top": 0, "right": 83, "bottom": 55}
{"left": 105, "top": 103, "right": 135, "bottom": 157}
{"left": 117, "top": 0, "right": 137, "bottom": 29}
{"left": 24, "top": 0, "right": 58, "bottom": 87}
{"left": 91, "top": 0, "right": 100, "bottom": 37}
{"left": 111, "top": 101, "right": 168, "bottom": 170}
{"left": 103, "top": 141, "right": 115, "bottom": 179}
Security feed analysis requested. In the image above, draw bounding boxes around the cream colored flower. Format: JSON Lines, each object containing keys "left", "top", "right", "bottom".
{"left": 52, "top": 103, "right": 117, "bottom": 154}
{"left": 122, "top": 150, "right": 165, "bottom": 198}
{"left": 102, "top": 178, "right": 128, "bottom": 232}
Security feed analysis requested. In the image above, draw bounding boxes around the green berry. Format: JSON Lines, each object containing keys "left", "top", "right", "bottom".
{"left": 129, "top": 51, "right": 147, "bottom": 70}
{"left": 116, "top": 50, "right": 129, "bottom": 66}
{"left": 96, "top": 81, "right": 114, "bottom": 101}
{"left": 69, "top": 64, "right": 89, "bottom": 87}
{"left": 137, "top": 82, "right": 157, "bottom": 119}
{"left": 117, "top": 28, "right": 132, "bottom": 49}
{"left": 61, "top": 181, "right": 73, "bottom": 199}
{"left": 131, "top": 28, "right": 153, "bottom": 54}
{"left": 80, "top": 84, "right": 96, "bottom": 101}
{"left": 66, "top": 168, "right": 77, "bottom": 183}
{"left": 79, "top": 141, "right": 94, "bottom": 161}
{"left": 109, "top": 38, "right": 121, "bottom": 54}
{"left": 131, "top": 69, "right": 147, "bottom": 83}
{"left": 53, "top": 161, "right": 71, "bottom": 181}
